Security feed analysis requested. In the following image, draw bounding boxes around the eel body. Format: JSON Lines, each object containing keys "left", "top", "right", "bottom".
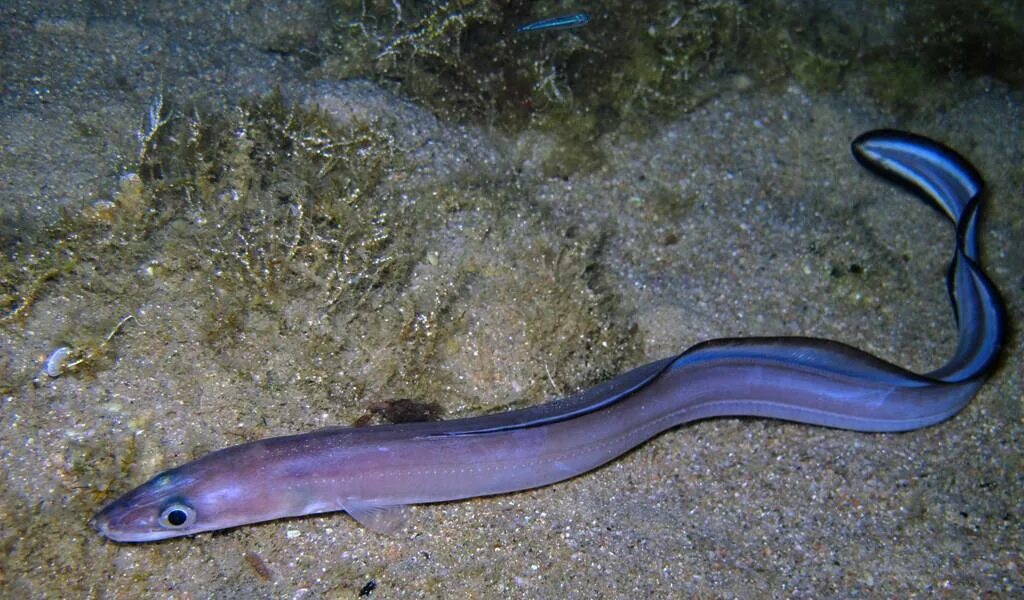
{"left": 93, "top": 130, "right": 1006, "bottom": 542}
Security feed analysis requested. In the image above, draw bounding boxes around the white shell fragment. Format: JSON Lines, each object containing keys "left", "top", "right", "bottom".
{"left": 43, "top": 346, "right": 73, "bottom": 378}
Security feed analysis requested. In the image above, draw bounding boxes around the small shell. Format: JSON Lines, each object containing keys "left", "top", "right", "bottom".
{"left": 43, "top": 346, "right": 73, "bottom": 378}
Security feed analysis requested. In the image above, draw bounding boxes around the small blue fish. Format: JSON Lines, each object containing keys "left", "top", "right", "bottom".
{"left": 516, "top": 12, "right": 591, "bottom": 33}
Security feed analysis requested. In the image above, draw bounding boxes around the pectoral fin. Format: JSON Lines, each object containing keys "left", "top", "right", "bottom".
{"left": 344, "top": 501, "right": 408, "bottom": 534}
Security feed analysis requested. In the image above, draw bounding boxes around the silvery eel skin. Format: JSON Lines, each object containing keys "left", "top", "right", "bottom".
{"left": 93, "top": 130, "right": 1006, "bottom": 542}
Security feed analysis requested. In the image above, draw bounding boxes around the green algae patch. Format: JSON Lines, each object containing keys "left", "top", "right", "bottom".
{"left": 143, "top": 91, "right": 640, "bottom": 419}
{"left": 314, "top": 1, "right": 1024, "bottom": 136}
{"left": 321, "top": 1, "right": 789, "bottom": 134}
{"left": 156, "top": 92, "right": 405, "bottom": 313}
{"left": 1, "top": 86, "right": 641, "bottom": 425}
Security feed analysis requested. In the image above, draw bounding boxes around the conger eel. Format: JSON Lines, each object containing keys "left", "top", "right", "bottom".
{"left": 93, "top": 130, "right": 1007, "bottom": 542}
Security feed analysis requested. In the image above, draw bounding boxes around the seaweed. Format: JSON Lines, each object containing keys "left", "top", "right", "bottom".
{"left": 323, "top": 1, "right": 783, "bottom": 135}
{"left": 317, "top": 1, "right": 1023, "bottom": 136}
{"left": 184, "top": 104, "right": 398, "bottom": 303}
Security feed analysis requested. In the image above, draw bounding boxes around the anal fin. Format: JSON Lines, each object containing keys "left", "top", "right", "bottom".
{"left": 344, "top": 501, "right": 408, "bottom": 535}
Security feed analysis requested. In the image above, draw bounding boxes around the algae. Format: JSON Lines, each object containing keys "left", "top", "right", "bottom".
{"left": 315, "top": 0, "right": 1024, "bottom": 137}
{"left": 322, "top": 1, "right": 783, "bottom": 134}
{"left": 0, "top": 82, "right": 641, "bottom": 424}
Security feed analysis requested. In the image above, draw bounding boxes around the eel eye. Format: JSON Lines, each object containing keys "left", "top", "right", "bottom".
{"left": 159, "top": 503, "right": 195, "bottom": 528}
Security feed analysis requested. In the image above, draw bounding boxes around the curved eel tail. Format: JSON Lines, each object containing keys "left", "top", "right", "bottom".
{"left": 658, "top": 129, "right": 1008, "bottom": 432}
{"left": 851, "top": 130, "right": 1006, "bottom": 383}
